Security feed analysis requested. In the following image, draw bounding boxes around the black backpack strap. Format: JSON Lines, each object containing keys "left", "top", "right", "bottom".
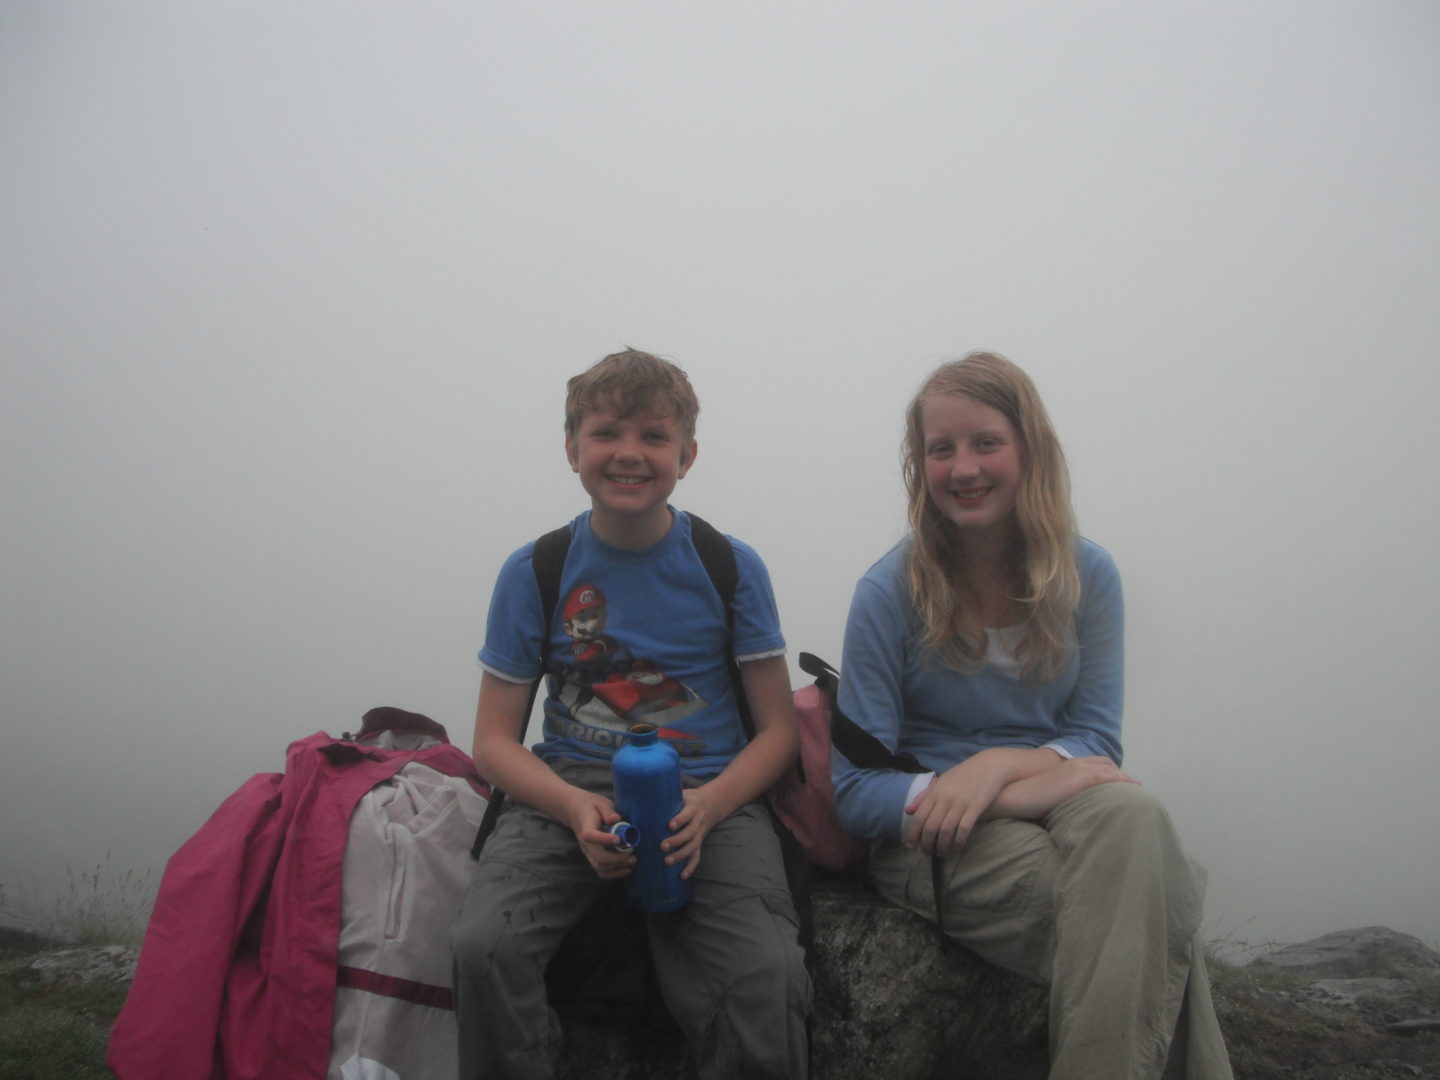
{"left": 684, "top": 512, "right": 755, "bottom": 738}
{"left": 530, "top": 525, "right": 574, "bottom": 633}
{"left": 683, "top": 511, "right": 738, "bottom": 606}
{"left": 932, "top": 855, "right": 947, "bottom": 937}
{"left": 470, "top": 524, "right": 575, "bottom": 860}
{"left": 797, "top": 651, "right": 923, "bottom": 775}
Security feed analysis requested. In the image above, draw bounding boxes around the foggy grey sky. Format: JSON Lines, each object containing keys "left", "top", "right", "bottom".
{"left": 3, "top": 1, "right": 1438, "bottom": 949}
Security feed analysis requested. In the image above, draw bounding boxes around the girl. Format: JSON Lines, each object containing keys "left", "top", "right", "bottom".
{"left": 832, "top": 352, "right": 1232, "bottom": 1079}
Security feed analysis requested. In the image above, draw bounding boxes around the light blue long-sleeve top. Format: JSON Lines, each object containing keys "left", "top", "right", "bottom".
{"left": 831, "top": 537, "right": 1124, "bottom": 842}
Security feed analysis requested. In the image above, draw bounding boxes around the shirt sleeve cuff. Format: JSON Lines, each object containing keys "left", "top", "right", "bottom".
{"left": 900, "top": 772, "right": 935, "bottom": 834}
{"left": 736, "top": 647, "right": 786, "bottom": 663}
{"left": 478, "top": 660, "right": 534, "bottom": 684}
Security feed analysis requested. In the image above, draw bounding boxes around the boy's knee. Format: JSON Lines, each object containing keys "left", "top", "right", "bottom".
{"left": 747, "top": 894, "right": 811, "bottom": 1025}
{"left": 449, "top": 878, "right": 529, "bottom": 977}
{"left": 700, "top": 944, "right": 810, "bottom": 1080}
{"left": 748, "top": 901, "right": 810, "bottom": 997}
{"left": 664, "top": 890, "right": 810, "bottom": 1029}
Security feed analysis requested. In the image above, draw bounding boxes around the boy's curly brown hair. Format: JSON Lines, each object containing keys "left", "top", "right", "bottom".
{"left": 564, "top": 348, "right": 700, "bottom": 445}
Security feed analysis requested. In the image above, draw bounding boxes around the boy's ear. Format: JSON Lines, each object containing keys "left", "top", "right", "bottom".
{"left": 678, "top": 440, "right": 698, "bottom": 478}
{"left": 565, "top": 437, "right": 580, "bottom": 472}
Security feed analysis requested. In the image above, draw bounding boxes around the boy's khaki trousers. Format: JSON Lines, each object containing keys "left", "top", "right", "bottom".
{"left": 869, "top": 781, "right": 1233, "bottom": 1080}
{"left": 450, "top": 759, "right": 810, "bottom": 1080}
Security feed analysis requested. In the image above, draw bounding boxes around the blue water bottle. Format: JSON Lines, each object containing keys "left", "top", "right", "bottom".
{"left": 611, "top": 722, "right": 692, "bottom": 913}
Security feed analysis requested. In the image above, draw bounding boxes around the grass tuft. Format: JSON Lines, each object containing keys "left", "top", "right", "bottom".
{"left": 56, "top": 858, "right": 153, "bottom": 947}
{"left": 1204, "top": 918, "right": 1283, "bottom": 971}
{"left": 0, "top": 855, "right": 154, "bottom": 948}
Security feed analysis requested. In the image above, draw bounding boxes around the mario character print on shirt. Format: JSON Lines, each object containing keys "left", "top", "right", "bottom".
{"left": 550, "top": 583, "right": 706, "bottom": 755}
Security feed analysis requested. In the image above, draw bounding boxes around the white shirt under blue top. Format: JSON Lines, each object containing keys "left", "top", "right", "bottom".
{"left": 831, "top": 537, "right": 1124, "bottom": 842}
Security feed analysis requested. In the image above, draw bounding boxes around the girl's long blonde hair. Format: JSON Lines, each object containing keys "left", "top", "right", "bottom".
{"left": 903, "top": 351, "right": 1080, "bottom": 681}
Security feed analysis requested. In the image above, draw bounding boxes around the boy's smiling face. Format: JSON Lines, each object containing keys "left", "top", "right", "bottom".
{"left": 566, "top": 401, "right": 697, "bottom": 548}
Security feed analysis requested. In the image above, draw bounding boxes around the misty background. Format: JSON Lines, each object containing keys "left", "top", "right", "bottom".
{"left": 3, "top": 1, "right": 1437, "bottom": 951}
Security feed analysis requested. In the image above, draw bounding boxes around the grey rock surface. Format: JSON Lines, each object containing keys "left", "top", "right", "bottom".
{"left": 555, "top": 877, "right": 1049, "bottom": 1080}
{"left": 24, "top": 944, "right": 139, "bottom": 985}
{"left": 1248, "top": 926, "right": 1440, "bottom": 980}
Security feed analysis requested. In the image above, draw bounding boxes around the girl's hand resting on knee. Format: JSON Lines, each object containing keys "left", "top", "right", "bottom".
{"left": 564, "top": 789, "right": 637, "bottom": 880}
{"left": 986, "top": 756, "right": 1138, "bottom": 822}
{"left": 905, "top": 747, "right": 1119, "bottom": 855}
{"left": 905, "top": 750, "right": 1017, "bottom": 855}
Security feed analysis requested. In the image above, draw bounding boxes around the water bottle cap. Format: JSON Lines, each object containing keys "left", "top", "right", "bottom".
{"left": 608, "top": 821, "right": 639, "bottom": 853}
{"left": 626, "top": 723, "right": 658, "bottom": 747}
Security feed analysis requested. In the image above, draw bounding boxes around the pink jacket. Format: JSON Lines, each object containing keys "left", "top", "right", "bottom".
{"left": 108, "top": 723, "right": 485, "bottom": 1080}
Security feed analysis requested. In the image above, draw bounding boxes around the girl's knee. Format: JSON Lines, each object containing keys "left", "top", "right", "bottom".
{"left": 1056, "top": 782, "right": 1203, "bottom": 898}
{"left": 1051, "top": 781, "right": 1188, "bottom": 862}
{"left": 1068, "top": 778, "right": 1170, "bottom": 826}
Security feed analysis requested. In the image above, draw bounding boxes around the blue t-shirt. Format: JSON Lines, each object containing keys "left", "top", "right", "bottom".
{"left": 478, "top": 509, "right": 786, "bottom": 780}
{"left": 831, "top": 537, "right": 1124, "bottom": 841}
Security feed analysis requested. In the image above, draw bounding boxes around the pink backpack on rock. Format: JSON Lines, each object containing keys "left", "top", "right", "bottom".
{"left": 772, "top": 653, "right": 926, "bottom": 872}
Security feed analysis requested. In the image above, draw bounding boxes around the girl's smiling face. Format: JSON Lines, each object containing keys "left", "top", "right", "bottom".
{"left": 920, "top": 392, "right": 1023, "bottom": 539}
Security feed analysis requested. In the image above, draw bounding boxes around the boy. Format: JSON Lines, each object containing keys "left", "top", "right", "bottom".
{"left": 451, "top": 349, "right": 810, "bottom": 1080}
